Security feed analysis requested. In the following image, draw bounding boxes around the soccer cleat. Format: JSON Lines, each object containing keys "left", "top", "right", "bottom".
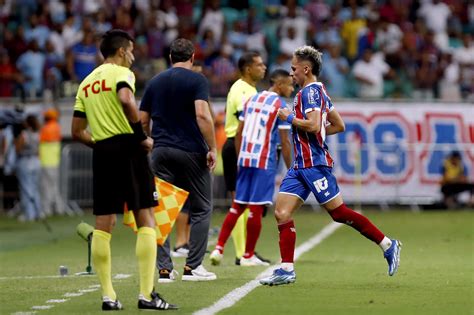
{"left": 384, "top": 239, "right": 402, "bottom": 276}
{"left": 254, "top": 252, "right": 271, "bottom": 264}
{"left": 259, "top": 268, "right": 296, "bottom": 286}
{"left": 138, "top": 291, "right": 178, "bottom": 310}
{"left": 171, "top": 244, "right": 189, "bottom": 258}
{"left": 102, "top": 296, "right": 123, "bottom": 311}
{"left": 240, "top": 255, "right": 270, "bottom": 266}
{"left": 158, "top": 269, "right": 179, "bottom": 283}
{"left": 182, "top": 265, "right": 217, "bottom": 281}
{"left": 235, "top": 257, "right": 241, "bottom": 266}
{"left": 209, "top": 249, "right": 223, "bottom": 266}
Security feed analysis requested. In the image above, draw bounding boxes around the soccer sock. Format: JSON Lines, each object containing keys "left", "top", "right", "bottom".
{"left": 278, "top": 220, "right": 296, "bottom": 263}
{"left": 136, "top": 227, "right": 157, "bottom": 300}
{"left": 243, "top": 205, "right": 265, "bottom": 258}
{"left": 329, "top": 204, "right": 385, "bottom": 244}
{"left": 231, "top": 208, "right": 249, "bottom": 258}
{"left": 379, "top": 236, "right": 392, "bottom": 252}
{"left": 216, "top": 202, "right": 246, "bottom": 253}
{"left": 91, "top": 229, "right": 116, "bottom": 300}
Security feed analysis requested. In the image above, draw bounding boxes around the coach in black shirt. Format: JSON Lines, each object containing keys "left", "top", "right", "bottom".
{"left": 140, "top": 38, "right": 217, "bottom": 282}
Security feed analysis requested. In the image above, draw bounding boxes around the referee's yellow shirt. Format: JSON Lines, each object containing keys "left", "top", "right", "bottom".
{"left": 224, "top": 79, "right": 257, "bottom": 138}
{"left": 74, "top": 63, "right": 136, "bottom": 142}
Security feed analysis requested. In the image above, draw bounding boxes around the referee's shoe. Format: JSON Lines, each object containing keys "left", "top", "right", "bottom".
{"left": 138, "top": 291, "right": 178, "bottom": 310}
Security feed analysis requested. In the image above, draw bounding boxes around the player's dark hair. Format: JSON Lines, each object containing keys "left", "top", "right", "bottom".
{"left": 294, "top": 46, "right": 323, "bottom": 76}
{"left": 100, "top": 29, "right": 134, "bottom": 59}
{"left": 170, "top": 38, "right": 195, "bottom": 64}
{"left": 238, "top": 51, "right": 260, "bottom": 74}
{"left": 269, "top": 69, "right": 290, "bottom": 86}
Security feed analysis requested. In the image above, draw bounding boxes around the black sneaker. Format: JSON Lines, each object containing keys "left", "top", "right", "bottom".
{"left": 235, "top": 257, "right": 241, "bottom": 265}
{"left": 254, "top": 252, "right": 271, "bottom": 264}
{"left": 102, "top": 296, "right": 123, "bottom": 311}
{"left": 138, "top": 291, "right": 178, "bottom": 310}
{"left": 158, "top": 269, "right": 179, "bottom": 283}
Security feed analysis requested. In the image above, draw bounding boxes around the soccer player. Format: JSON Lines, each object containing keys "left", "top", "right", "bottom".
{"left": 71, "top": 29, "right": 177, "bottom": 310}
{"left": 260, "top": 46, "right": 402, "bottom": 286}
{"left": 210, "top": 69, "right": 293, "bottom": 266}
{"left": 222, "top": 51, "right": 267, "bottom": 265}
{"left": 140, "top": 38, "right": 217, "bottom": 282}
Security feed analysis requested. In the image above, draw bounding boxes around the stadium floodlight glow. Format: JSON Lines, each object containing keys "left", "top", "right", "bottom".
{"left": 76, "top": 222, "right": 94, "bottom": 275}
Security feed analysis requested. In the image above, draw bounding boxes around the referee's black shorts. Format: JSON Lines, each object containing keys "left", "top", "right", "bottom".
{"left": 222, "top": 137, "right": 237, "bottom": 192}
{"left": 92, "top": 134, "right": 157, "bottom": 215}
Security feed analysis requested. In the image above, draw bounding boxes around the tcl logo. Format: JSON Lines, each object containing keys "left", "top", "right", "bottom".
{"left": 82, "top": 80, "right": 112, "bottom": 97}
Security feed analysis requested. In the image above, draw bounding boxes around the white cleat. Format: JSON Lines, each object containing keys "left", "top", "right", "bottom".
{"left": 209, "top": 249, "right": 223, "bottom": 266}
{"left": 240, "top": 254, "right": 270, "bottom": 266}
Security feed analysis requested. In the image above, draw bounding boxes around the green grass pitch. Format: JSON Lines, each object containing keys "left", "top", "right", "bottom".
{"left": 1, "top": 208, "right": 472, "bottom": 314}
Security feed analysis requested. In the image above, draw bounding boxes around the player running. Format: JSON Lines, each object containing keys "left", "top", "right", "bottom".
{"left": 260, "top": 46, "right": 402, "bottom": 286}
{"left": 210, "top": 69, "right": 293, "bottom": 266}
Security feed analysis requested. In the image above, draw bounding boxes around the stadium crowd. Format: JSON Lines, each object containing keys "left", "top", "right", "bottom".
{"left": 0, "top": 0, "right": 473, "bottom": 101}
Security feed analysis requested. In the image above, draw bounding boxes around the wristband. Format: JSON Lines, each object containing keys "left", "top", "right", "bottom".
{"left": 286, "top": 114, "right": 295, "bottom": 124}
{"left": 130, "top": 121, "right": 147, "bottom": 142}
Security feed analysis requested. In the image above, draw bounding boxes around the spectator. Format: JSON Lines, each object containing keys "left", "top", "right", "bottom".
{"left": 198, "top": 0, "right": 224, "bottom": 46}
{"left": 39, "top": 108, "right": 67, "bottom": 216}
{"left": 24, "top": 13, "right": 50, "bottom": 49}
{"left": 94, "top": 9, "right": 112, "bottom": 36}
{"left": 418, "top": 0, "right": 451, "bottom": 51}
{"left": 3, "top": 26, "right": 28, "bottom": 63}
{"left": 413, "top": 51, "right": 439, "bottom": 100}
{"left": 278, "top": 3, "right": 309, "bottom": 46}
{"left": 352, "top": 48, "right": 390, "bottom": 98}
{"left": 438, "top": 51, "right": 461, "bottom": 101}
{"left": 44, "top": 39, "right": 64, "bottom": 98}
{"left": 320, "top": 43, "right": 350, "bottom": 98}
{"left": 227, "top": 20, "right": 248, "bottom": 64}
{"left": 279, "top": 26, "right": 305, "bottom": 57}
{"left": 16, "top": 40, "right": 46, "bottom": 99}
{"left": 0, "top": 49, "right": 22, "bottom": 97}
{"left": 15, "top": 114, "right": 42, "bottom": 221}
{"left": 453, "top": 33, "right": 474, "bottom": 100}
{"left": 341, "top": 6, "right": 367, "bottom": 63}
{"left": 66, "top": 30, "right": 99, "bottom": 82}
{"left": 208, "top": 43, "right": 238, "bottom": 97}
{"left": 62, "top": 13, "right": 83, "bottom": 50}
{"left": 157, "top": 0, "right": 179, "bottom": 45}
{"left": 440, "top": 151, "right": 474, "bottom": 208}
{"left": 313, "top": 18, "right": 342, "bottom": 51}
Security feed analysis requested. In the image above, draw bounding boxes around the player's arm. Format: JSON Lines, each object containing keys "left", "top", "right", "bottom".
{"left": 278, "top": 128, "right": 292, "bottom": 169}
{"left": 71, "top": 115, "right": 94, "bottom": 148}
{"left": 326, "top": 108, "right": 345, "bottom": 135}
{"left": 278, "top": 107, "right": 321, "bottom": 133}
{"left": 195, "top": 99, "right": 217, "bottom": 171}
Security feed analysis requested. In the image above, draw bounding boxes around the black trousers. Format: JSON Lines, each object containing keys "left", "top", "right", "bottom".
{"left": 151, "top": 146, "right": 212, "bottom": 270}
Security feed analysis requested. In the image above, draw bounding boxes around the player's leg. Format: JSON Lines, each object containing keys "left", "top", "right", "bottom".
{"left": 310, "top": 167, "right": 401, "bottom": 276}
{"left": 260, "top": 193, "right": 302, "bottom": 286}
{"left": 241, "top": 168, "right": 275, "bottom": 266}
{"left": 210, "top": 201, "right": 246, "bottom": 265}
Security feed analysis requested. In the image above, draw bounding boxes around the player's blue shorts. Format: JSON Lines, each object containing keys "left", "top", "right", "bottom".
{"left": 235, "top": 167, "right": 276, "bottom": 205}
{"left": 279, "top": 166, "right": 340, "bottom": 204}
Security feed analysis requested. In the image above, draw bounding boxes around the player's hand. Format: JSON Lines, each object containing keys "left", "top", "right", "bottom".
{"left": 207, "top": 148, "right": 217, "bottom": 172}
{"left": 278, "top": 107, "right": 291, "bottom": 121}
{"left": 140, "top": 137, "right": 153, "bottom": 152}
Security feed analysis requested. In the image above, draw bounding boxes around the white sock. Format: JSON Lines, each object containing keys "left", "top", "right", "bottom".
{"left": 379, "top": 236, "right": 392, "bottom": 252}
{"left": 281, "top": 263, "right": 294, "bottom": 272}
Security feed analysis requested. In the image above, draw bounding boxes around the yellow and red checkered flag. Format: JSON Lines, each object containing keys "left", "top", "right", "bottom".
{"left": 123, "top": 177, "right": 189, "bottom": 245}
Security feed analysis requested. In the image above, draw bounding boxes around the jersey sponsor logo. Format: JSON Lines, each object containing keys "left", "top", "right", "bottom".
{"left": 313, "top": 176, "right": 328, "bottom": 193}
{"left": 82, "top": 79, "right": 112, "bottom": 97}
{"left": 308, "top": 87, "right": 319, "bottom": 105}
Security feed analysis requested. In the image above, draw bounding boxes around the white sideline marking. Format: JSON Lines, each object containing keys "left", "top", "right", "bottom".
{"left": 10, "top": 275, "right": 129, "bottom": 314}
{"left": 194, "top": 222, "right": 342, "bottom": 315}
